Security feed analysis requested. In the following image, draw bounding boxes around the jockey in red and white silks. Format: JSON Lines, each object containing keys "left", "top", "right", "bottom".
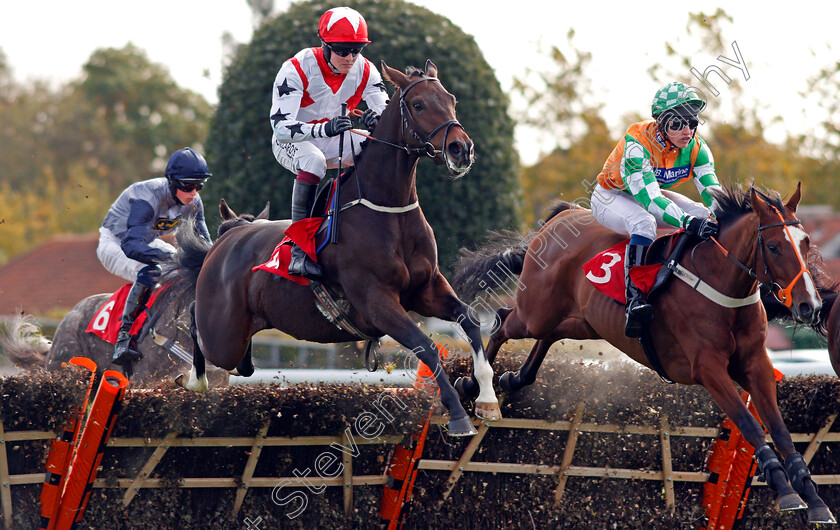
{"left": 269, "top": 46, "right": 388, "bottom": 176}
{"left": 270, "top": 6, "right": 388, "bottom": 278}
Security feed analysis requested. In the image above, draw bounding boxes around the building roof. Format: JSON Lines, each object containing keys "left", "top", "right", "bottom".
{"left": 0, "top": 233, "right": 127, "bottom": 317}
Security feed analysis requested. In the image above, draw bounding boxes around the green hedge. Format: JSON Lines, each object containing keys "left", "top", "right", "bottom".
{"left": 2, "top": 348, "right": 838, "bottom": 529}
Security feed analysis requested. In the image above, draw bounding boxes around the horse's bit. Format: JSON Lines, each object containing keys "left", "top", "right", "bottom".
{"left": 359, "top": 76, "right": 464, "bottom": 159}
{"left": 700, "top": 205, "right": 812, "bottom": 308}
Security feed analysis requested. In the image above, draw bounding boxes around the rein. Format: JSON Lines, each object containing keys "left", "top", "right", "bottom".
{"left": 334, "top": 75, "right": 462, "bottom": 216}
{"left": 691, "top": 205, "right": 811, "bottom": 308}
{"left": 352, "top": 76, "right": 464, "bottom": 158}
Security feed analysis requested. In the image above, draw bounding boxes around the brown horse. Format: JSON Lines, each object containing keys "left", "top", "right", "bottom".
{"left": 175, "top": 61, "right": 498, "bottom": 436}
{"left": 453, "top": 184, "right": 835, "bottom": 523}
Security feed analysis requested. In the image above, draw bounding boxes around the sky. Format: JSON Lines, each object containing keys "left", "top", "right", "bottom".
{"left": 1, "top": 1, "right": 837, "bottom": 166}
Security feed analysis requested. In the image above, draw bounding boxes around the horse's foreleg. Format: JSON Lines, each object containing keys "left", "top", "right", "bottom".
{"left": 696, "top": 355, "right": 804, "bottom": 512}
{"left": 500, "top": 338, "right": 555, "bottom": 393}
{"left": 456, "top": 307, "right": 511, "bottom": 401}
{"left": 451, "top": 300, "right": 501, "bottom": 421}
{"left": 357, "top": 287, "right": 476, "bottom": 436}
{"left": 414, "top": 276, "right": 500, "bottom": 421}
{"left": 736, "top": 356, "right": 835, "bottom": 523}
{"left": 177, "top": 301, "right": 208, "bottom": 393}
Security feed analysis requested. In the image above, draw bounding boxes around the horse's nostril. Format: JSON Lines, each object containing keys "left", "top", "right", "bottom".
{"left": 448, "top": 142, "right": 463, "bottom": 157}
{"left": 799, "top": 303, "right": 813, "bottom": 321}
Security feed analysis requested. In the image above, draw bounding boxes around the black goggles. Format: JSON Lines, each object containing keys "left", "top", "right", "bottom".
{"left": 327, "top": 43, "right": 365, "bottom": 57}
{"left": 664, "top": 115, "right": 700, "bottom": 131}
{"left": 174, "top": 181, "right": 204, "bottom": 192}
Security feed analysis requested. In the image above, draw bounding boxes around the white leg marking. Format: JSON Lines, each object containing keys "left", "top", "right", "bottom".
{"left": 472, "top": 347, "right": 498, "bottom": 404}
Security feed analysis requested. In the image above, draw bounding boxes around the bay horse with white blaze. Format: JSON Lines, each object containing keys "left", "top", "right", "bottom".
{"left": 177, "top": 61, "right": 498, "bottom": 436}
{"left": 453, "top": 184, "right": 835, "bottom": 523}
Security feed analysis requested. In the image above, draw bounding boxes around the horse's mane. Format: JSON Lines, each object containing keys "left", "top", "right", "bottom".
{"left": 711, "top": 183, "right": 786, "bottom": 226}
{"left": 350, "top": 66, "right": 424, "bottom": 169}
{"left": 218, "top": 214, "right": 257, "bottom": 237}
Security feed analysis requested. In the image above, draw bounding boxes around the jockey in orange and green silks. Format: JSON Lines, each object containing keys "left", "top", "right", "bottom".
{"left": 590, "top": 81, "right": 723, "bottom": 338}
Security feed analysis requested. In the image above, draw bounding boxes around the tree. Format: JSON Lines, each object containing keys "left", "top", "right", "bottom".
{"left": 0, "top": 45, "right": 214, "bottom": 263}
{"left": 510, "top": 31, "right": 614, "bottom": 224}
{"left": 205, "top": 0, "right": 520, "bottom": 271}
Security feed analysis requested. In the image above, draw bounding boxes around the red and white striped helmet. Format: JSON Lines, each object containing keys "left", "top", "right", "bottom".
{"left": 318, "top": 7, "right": 370, "bottom": 44}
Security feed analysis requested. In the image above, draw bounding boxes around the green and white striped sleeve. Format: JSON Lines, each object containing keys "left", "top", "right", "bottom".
{"left": 692, "top": 137, "right": 722, "bottom": 208}
{"left": 621, "top": 137, "right": 689, "bottom": 229}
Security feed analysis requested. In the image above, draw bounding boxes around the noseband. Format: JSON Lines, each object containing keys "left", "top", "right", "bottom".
{"left": 398, "top": 76, "right": 464, "bottom": 158}
{"left": 358, "top": 76, "right": 464, "bottom": 158}
{"left": 757, "top": 206, "right": 811, "bottom": 307}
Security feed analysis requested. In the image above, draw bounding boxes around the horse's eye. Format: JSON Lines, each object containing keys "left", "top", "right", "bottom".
{"left": 767, "top": 243, "right": 780, "bottom": 254}
{"left": 412, "top": 101, "right": 424, "bottom": 111}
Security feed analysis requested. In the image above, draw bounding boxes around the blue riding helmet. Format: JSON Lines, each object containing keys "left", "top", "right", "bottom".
{"left": 165, "top": 147, "right": 212, "bottom": 184}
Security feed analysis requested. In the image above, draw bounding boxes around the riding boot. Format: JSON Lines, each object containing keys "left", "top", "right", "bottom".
{"left": 624, "top": 243, "right": 653, "bottom": 338}
{"left": 112, "top": 282, "right": 152, "bottom": 365}
{"left": 288, "top": 179, "right": 323, "bottom": 278}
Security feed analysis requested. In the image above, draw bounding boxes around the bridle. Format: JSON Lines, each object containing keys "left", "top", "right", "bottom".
{"left": 703, "top": 204, "right": 812, "bottom": 308}
{"left": 354, "top": 76, "right": 464, "bottom": 158}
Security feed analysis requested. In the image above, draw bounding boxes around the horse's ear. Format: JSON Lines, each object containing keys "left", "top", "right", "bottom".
{"left": 785, "top": 182, "right": 802, "bottom": 213}
{"left": 381, "top": 60, "right": 408, "bottom": 89}
{"left": 219, "top": 198, "right": 237, "bottom": 221}
{"left": 425, "top": 59, "right": 438, "bottom": 78}
{"left": 256, "top": 202, "right": 270, "bottom": 220}
{"left": 749, "top": 188, "right": 770, "bottom": 218}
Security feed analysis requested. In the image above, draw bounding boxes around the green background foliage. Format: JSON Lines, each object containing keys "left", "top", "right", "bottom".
{"left": 204, "top": 0, "right": 521, "bottom": 271}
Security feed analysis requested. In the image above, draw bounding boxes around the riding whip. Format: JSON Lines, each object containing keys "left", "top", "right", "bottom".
{"left": 330, "top": 103, "right": 347, "bottom": 244}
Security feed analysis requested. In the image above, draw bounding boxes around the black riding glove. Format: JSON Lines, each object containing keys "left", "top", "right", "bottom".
{"left": 360, "top": 109, "right": 380, "bottom": 131}
{"left": 684, "top": 216, "right": 720, "bottom": 239}
{"left": 324, "top": 115, "right": 352, "bottom": 137}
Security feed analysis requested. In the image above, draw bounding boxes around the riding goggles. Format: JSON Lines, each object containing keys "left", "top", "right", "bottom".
{"left": 327, "top": 43, "right": 365, "bottom": 57}
{"left": 174, "top": 181, "right": 204, "bottom": 192}
{"left": 665, "top": 115, "right": 700, "bottom": 131}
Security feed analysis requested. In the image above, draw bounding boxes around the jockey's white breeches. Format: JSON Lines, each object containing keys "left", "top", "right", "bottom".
{"left": 96, "top": 227, "right": 176, "bottom": 283}
{"left": 590, "top": 184, "right": 711, "bottom": 241}
{"left": 272, "top": 132, "right": 366, "bottom": 179}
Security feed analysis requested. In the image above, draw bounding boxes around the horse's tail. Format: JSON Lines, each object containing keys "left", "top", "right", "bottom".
{"left": 452, "top": 203, "right": 574, "bottom": 302}
{"left": 452, "top": 229, "right": 531, "bottom": 303}
{"left": 0, "top": 314, "right": 50, "bottom": 369}
{"left": 171, "top": 213, "right": 212, "bottom": 288}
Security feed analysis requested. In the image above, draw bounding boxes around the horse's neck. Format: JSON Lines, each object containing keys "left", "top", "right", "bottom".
{"left": 705, "top": 214, "right": 761, "bottom": 297}
{"left": 349, "top": 129, "right": 419, "bottom": 207}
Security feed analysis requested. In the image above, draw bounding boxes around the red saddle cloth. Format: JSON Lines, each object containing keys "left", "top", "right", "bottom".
{"left": 582, "top": 240, "right": 662, "bottom": 304}
{"left": 252, "top": 217, "right": 325, "bottom": 286}
{"left": 85, "top": 282, "right": 169, "bottom": 344}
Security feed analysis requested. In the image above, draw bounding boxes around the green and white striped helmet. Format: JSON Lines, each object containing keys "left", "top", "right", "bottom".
{"left": 651, "top": 82, "right": 706, "bottom": 117}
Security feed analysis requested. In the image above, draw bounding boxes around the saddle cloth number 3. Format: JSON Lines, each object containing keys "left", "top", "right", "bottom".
{"left": 585, "top": 252, "right": 621, "bottom": 284}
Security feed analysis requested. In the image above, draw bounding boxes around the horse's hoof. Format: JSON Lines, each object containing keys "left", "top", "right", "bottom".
{"left": 808, "top": 505, "right": 837, "bottom": 524}
{"left": 454, "top": 377, "right": 479, "bottom": 399}
{"left": 447, "top": 416, "right": 478, "bottom": 437}
{"left": 174, "top": 374, "right": 185, "bottom": 387}
{"left": 777, "top": 492, "right": 807, "bottom": 511}
{"left": 475, "top": 401, "right": 502, "bottom": 421}
{"left": 230, "top": 369, "right": 241, "bottom": 377}
{"left": 499, "top": 371, "right": 516, "bottom": 393}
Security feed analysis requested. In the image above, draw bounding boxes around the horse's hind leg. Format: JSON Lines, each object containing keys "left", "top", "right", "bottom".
{"left": 177, "top": 301, "right": 208, "bottom": 393}
{"left": 232, "top": 340, "right": 255, "bottom": 377}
